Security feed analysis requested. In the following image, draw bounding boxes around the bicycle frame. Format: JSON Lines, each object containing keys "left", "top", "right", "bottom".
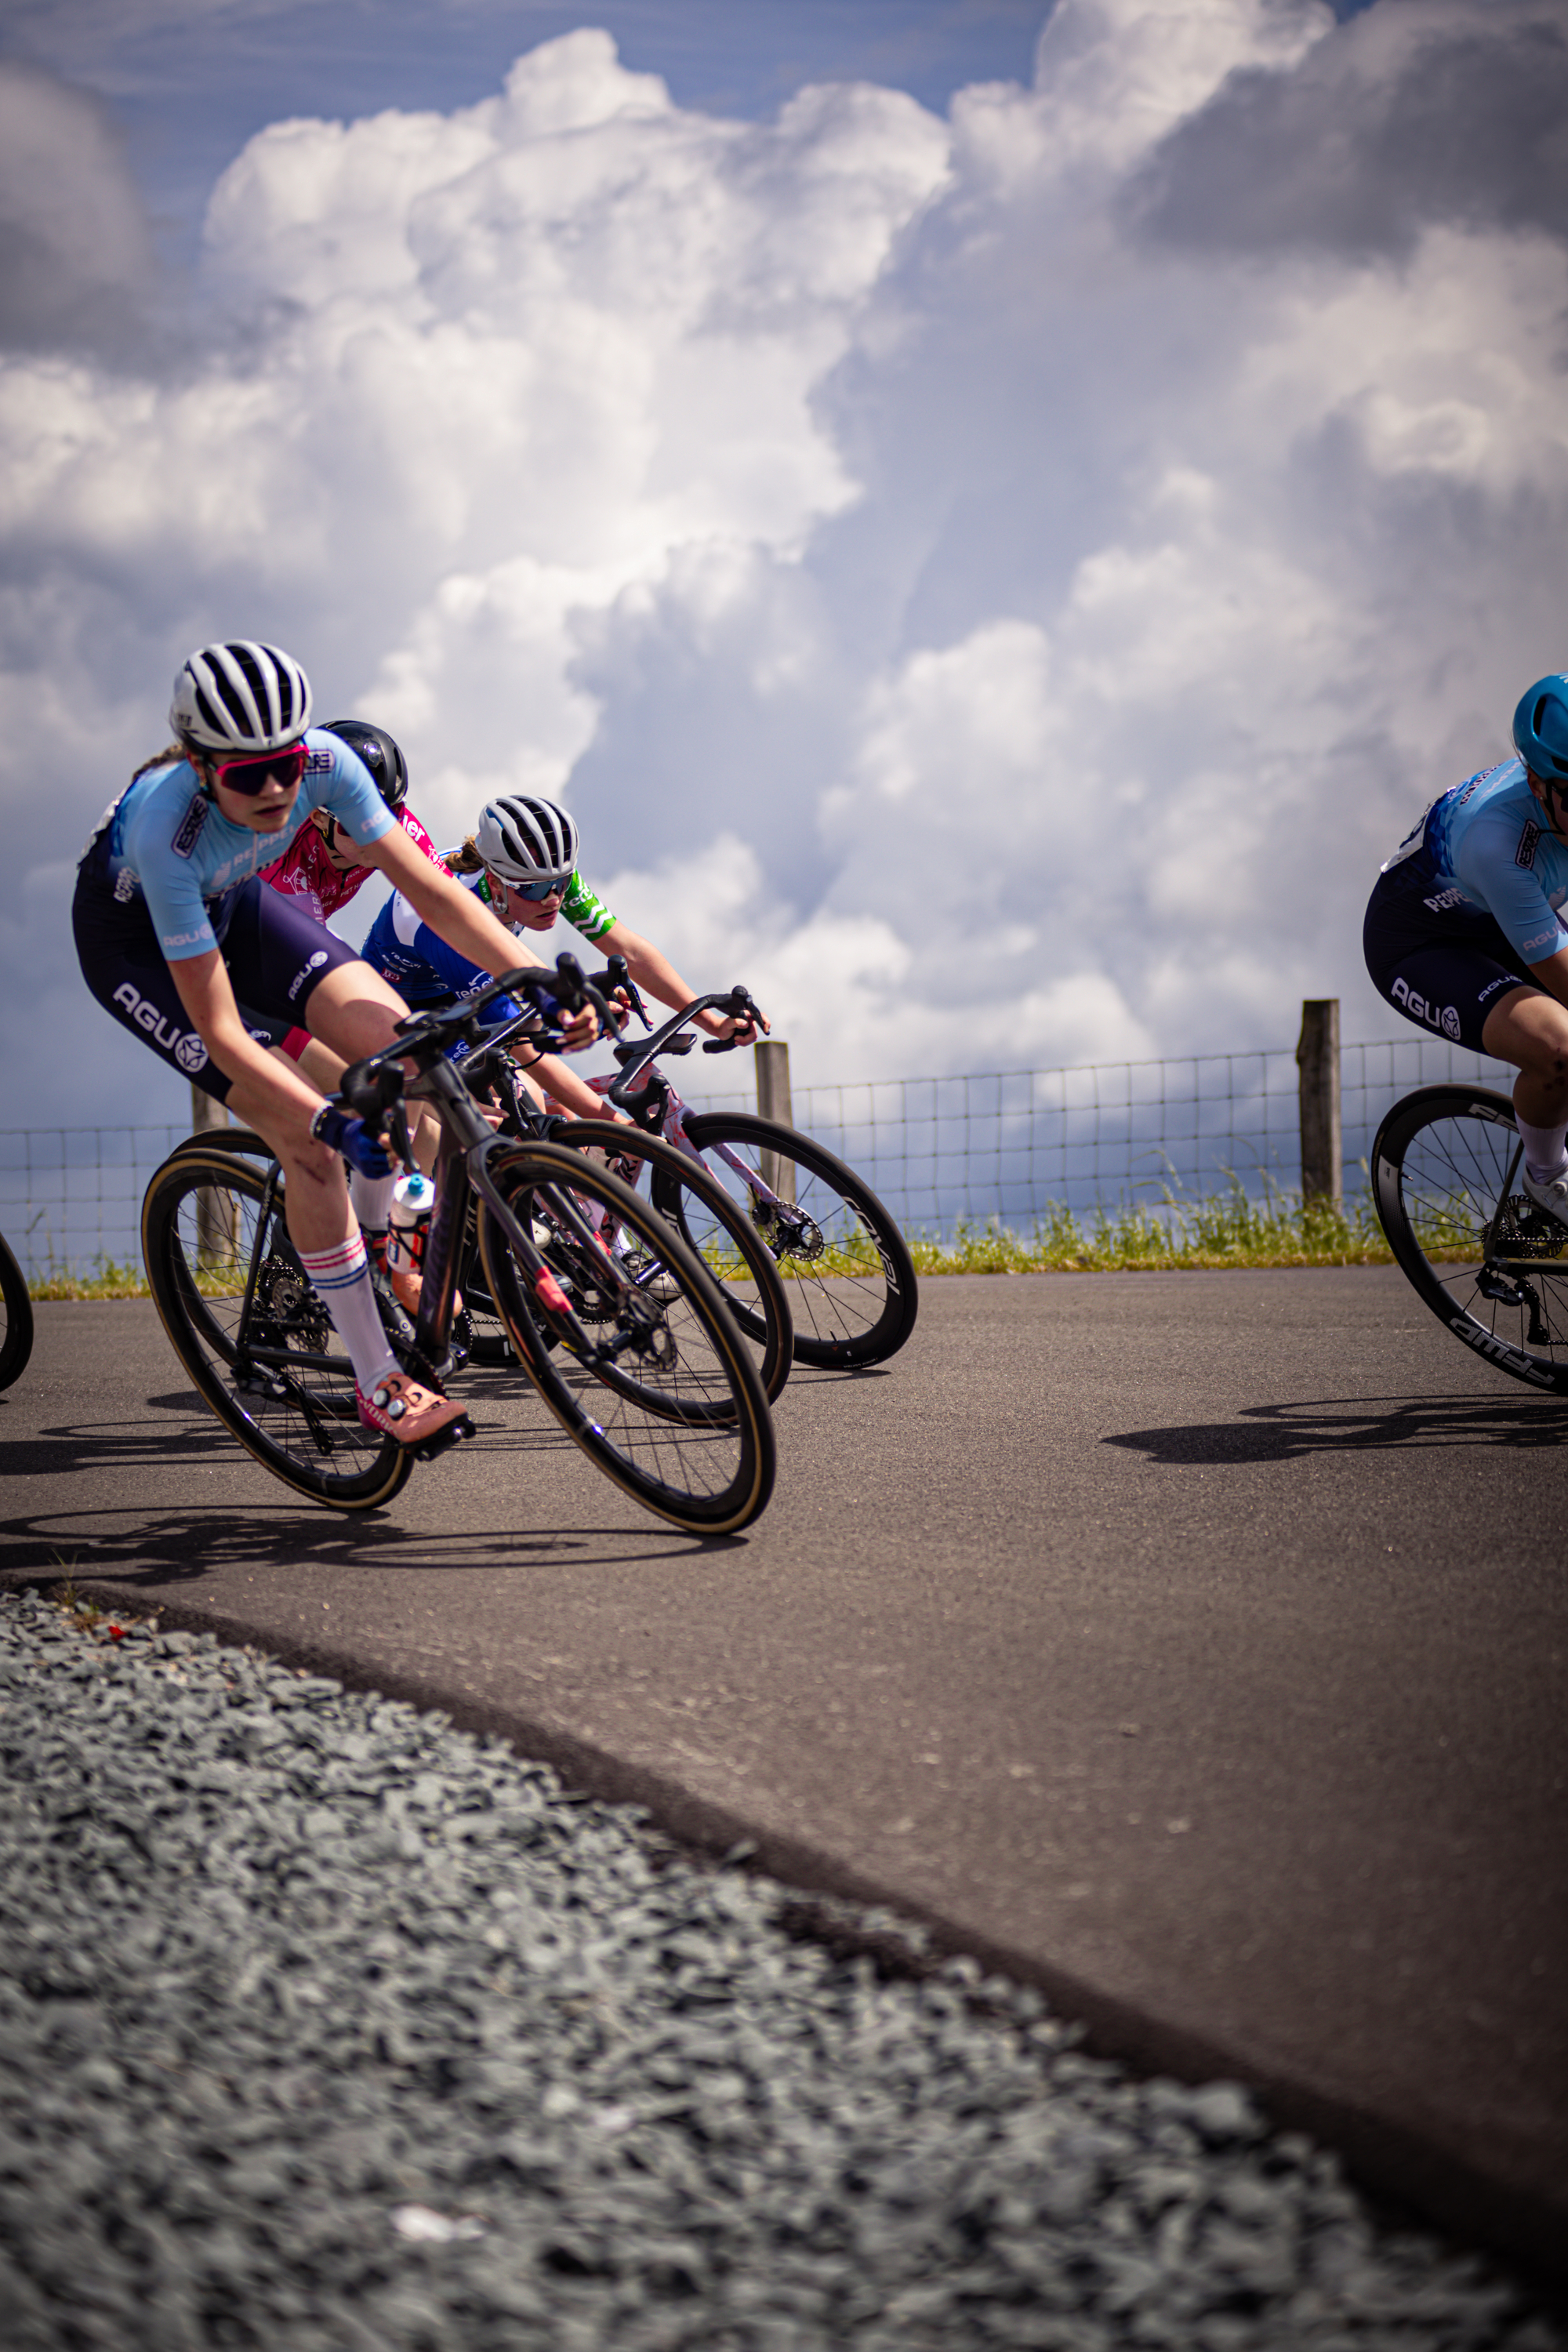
{"left": 345, "top": 981, "right": 677, "bottom": 1389}
{"left": 581, "top": 986, "right": 822, "bottom": 1244}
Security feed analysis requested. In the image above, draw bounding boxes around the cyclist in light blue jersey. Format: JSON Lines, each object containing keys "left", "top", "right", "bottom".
{"left": 365, "top": 793, "right": 765, "bottom": 1120}
{"left": 1364, "top": 671, "right": 1568, "bottom": 1224}
{"left": 74, "top": 641, "right": 594, "bottom": 1448}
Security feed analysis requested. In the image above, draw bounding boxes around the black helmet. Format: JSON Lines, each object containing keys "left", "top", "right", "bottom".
{"left": 321, "top": 718, "right": 408, "bottom": 812}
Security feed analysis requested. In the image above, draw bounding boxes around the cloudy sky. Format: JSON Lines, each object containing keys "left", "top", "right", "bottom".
{"left": 3, "top": 0, "right": 1565, "bottom": 1136}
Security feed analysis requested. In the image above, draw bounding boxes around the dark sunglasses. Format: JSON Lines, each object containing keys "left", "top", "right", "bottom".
{"left": 494, "top": 869, "right": 566, "bottom": 902}
{"left": 209, "top": 743, "right": 309, "bottom": 797}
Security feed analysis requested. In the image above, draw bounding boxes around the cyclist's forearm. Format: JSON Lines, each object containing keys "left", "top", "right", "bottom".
{"left": 607, "top": 928, "right": 706, "bottom": 1022}
{"left": 170, "top": 953, "right": 331, "bottom": 1148}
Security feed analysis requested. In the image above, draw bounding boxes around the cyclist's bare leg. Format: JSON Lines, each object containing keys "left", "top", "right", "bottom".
{"left": 1480, "top": 984, "right": 1568, "bottom": 1129}
{"left": 1481, "top": 984, "right": 1568, "bottom": 1203}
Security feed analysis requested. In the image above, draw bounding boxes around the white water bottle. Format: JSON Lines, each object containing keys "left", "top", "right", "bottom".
{"left": 386, "top": 1171, "right": 435, "bottom": 1276}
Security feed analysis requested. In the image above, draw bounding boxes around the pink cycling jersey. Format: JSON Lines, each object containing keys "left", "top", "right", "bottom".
{"left": 261, "top": 806, "right": 445, "bottom": 921}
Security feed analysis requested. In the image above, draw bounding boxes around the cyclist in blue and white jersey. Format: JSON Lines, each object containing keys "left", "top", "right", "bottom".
{"left": 73, "top": 641, "right": 593, "bottom": 1448}
{"left": 365, "top": 793, "right": 765, "bottom": 1117}
{"left": 1364, "top": 671, "right": 1568, "bottom": 1222}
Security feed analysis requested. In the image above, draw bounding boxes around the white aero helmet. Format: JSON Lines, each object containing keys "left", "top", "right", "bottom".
{"left": 475, "top": 794, "right": 580, "bottom": 885}
{"left": 169, "top": 641, "right": 313, "bottom": 755}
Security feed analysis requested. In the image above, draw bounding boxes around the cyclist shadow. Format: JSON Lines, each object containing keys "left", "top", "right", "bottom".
{"left": 0, "top": 1504, "right": 747, "bottom": 1592}
{"left": 1105, "top": 1392, "right": 1568, "bottom": 1465}
{"left": 0, "top": 1388, "right": 750, "bottom": 1584}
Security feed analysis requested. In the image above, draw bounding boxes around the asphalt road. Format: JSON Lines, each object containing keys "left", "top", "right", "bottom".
{"left": 2, "top": 1272, "right": 1564, "bottom": 2280}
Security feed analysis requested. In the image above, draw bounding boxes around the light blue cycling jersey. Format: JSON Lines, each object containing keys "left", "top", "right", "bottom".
{"left": 78, "top": 732, "right": 394, "bottom": 960}
{"left": 1380, "top": 757, "right": 1568, "bottom": 962}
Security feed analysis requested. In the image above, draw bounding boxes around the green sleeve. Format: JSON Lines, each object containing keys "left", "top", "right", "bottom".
{"left": 561, "top": 871, "right": 618, "bottom": 943}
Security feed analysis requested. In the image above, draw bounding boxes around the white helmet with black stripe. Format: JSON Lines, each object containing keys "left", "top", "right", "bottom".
{"left": 474, "top": 794, "right": 580, "bottom": 885}
{"left": 169, "top": 641, "right": 313, "bottom": 755}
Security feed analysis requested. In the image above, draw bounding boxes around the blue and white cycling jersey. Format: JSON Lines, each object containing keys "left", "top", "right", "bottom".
{"left": 78, "top": 731, "right": 394, "bottom": 961}
{"left": 1380, "top": 757, "right": 1568, "bottom": 964}
{"left": 365, "top": 871, "right": 527, "bottom": 1025}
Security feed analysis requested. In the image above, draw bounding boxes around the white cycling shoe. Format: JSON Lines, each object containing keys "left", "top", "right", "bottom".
{"left": 1520, "top": 1161, "right": 1568, "bottom": 1228}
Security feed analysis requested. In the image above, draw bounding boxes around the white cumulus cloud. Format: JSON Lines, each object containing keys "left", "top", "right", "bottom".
{"left": 2, "top": 0, "right": 1566, "bottom": 1144}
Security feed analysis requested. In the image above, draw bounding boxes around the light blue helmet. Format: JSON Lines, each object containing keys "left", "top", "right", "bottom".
{"left": 1512, "top": 673, "right": 1568, "bottom": 783}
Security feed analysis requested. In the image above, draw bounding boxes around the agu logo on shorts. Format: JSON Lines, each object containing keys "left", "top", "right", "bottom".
{"left": 288, "top": 948, "right": 331, "bottom": 1002}
{"left": 112, "top": 982, "right": 209, "bottom": 1072}
{"left": 1392, "top": 976, "right": 1461, "bottom": 1041}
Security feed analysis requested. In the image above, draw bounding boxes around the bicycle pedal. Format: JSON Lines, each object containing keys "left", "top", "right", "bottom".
{"left": 411, "top": 1412, "right": 476, "bottom": 1462}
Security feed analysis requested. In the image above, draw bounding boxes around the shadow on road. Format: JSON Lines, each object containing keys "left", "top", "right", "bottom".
{"left": 0, "top": 1504, "right": 744, "bottom": 1588}
{"left": 1105, "top": 1392, "right": 1568, "bottom": 1465}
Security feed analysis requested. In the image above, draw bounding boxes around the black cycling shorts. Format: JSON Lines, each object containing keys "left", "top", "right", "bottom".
{"left": 1363, "top": 869, "right": 1530, "bottom": 1054}
{"left": 73, "top": 872, "right": 363, "bottom": 1104}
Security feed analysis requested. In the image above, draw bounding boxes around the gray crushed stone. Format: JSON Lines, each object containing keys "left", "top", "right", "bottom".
{"left": 0, "top": 1587, "right": 1559, "bottom": 2352}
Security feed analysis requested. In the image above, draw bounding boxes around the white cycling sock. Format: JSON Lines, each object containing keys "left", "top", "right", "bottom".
{"left": 348, "top": 1167, "right": 397, "bottom": 1236}
{"left": 296, "top": 1233, "right": 401, "bottom": 1394}
{"left": 1515, "top": 1117, "right": 1568, "bottom": 1181}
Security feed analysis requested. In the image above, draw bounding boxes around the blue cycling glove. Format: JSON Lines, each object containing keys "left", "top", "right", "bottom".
{"left": 310, "top": 1103, "right": 394, "bottom": 1178}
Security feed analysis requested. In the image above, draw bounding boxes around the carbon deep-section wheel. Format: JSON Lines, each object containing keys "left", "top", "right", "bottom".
{"left": 142, "top": 1146, "right": 414, "bottom": 1508}
{"left": 476, "top": 1140, "right": 775, "bottom": 1534}
{"left": 1371, "top": 1083, "right": 1568, "bottom": 1395}
{"left": 673, "top": 1113, "right": 918, "bottom": 1369}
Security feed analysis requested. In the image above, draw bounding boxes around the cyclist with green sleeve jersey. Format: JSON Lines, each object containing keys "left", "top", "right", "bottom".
{"left": 365, "top": 795, "right": 767, "bottom": 1114}
{"left": 74, "top": 643, "right": 596, "bottom": 1450}
{"left": 1364, "top": 671, "right": 1568, "bottom": 1221}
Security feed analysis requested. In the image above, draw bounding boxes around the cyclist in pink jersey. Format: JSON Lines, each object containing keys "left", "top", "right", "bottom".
{"left": 262, "top": 719, "right": 445, "bottom": 923}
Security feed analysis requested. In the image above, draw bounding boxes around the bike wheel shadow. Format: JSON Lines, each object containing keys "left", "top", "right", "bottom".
{"left": 1104, "top": 1392, "right": 1568, "bottom": 1465}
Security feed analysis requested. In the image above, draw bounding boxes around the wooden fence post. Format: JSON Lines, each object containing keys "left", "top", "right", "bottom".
{"left": 754, "top": 1040, "right": 796, "bottom": 1205}
{"left": 1296, "top": 999, "right": 1341, "bottom": 1204}
{"left": 189, "top": 1086, "right": 234, "bottom": 1262}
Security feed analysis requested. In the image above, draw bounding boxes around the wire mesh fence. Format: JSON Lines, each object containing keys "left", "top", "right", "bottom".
{"left": 666, "top": 1033, "right": 1516, "bottom": 1240}
{"left": 0, "top": 1033, "right": 1516, "bottom": 1278}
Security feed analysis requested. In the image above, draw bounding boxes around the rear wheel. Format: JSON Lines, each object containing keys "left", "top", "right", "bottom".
{"left": 676, "top": 1113, "right": 918, "bottom": 1368}
{"left": 477, "top": 1141, "right": 775, "bottom": 1533}
{"left": 0, "top": 1230, "right": 34, "bottom": 1392}
{"left": 549, "top": 1120, "right": 793, "bottom": 1402}
{"left": 141, "top": 1148, "right": 413, "bottom": 1508}
{"left": 1371, "top": 1083, "right": 1568, "bottom": 1394}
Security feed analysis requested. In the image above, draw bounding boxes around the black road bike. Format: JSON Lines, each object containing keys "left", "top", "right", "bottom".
{"left": 1371, "top": 1082, "right": 1568, "bottom": 1393}
{"left": 566, "top": 971, "right": 919, "bottom": 1372}
{"left": 140, "top": 960, "right": 775, "bottom": 1528}
{"left": 0, "top": 1229, "right": 34, "bottom": 1392}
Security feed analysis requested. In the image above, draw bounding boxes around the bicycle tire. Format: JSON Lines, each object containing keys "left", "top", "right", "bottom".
{"left": 548, "top": 1120, "right": 793, "bottom": 1403}
{"left": 142, "top": 1148, "right": 414, "bottom": 1509}
{"left": 1371, "top": 1083, "right": 1568, "bottom": 1395}
{"left": 674, "top": 1113, "right": 918, "bottom": 1368}
{"left": 0, "top": 1230, "right": 34, "bottom": 1392}
{"left": 476, "top": 1140, "right": 775, "bottom": 1533}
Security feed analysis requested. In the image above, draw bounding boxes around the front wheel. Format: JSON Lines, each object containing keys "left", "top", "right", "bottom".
{"left": 477, "top": 1142, "right": 775, "bottom": 1534}
{"left": 0, "top": 1230, "right": 34, "bottom": 1392}
{"left": 141, "top": 1149, "right": 413, "bottom": 1509}
{"left": 1371, "top": 1084, "right": 1568, "bottom": 1394}
{"left": 675, "top": 1114, "right": 918, "bottom": 1369}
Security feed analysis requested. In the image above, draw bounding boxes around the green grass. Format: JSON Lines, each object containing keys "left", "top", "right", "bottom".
{"left": 24, "top": 1181, "right": 1399, "bottom": 1299}
{"left": 27, "top": 1257, "right": 152, "bottom": 1301}
{"left": 906, "top": 1183, "right": 1394, "bottom": 1276}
